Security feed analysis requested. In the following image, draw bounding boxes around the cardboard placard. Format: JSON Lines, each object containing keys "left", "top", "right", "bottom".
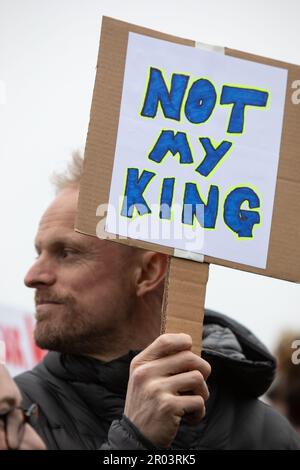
{"left": 162, "top": 258, "right": 209, "bottom": 354}
{"left": 76, "top": 16, "right": 300, "bottom": 284}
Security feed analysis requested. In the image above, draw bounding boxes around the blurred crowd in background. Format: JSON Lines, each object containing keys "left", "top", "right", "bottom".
{"left": 267, "top": 331, "right": 300, "bottom": 435}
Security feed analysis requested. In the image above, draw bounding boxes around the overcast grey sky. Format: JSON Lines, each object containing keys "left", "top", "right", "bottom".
{"left": 0, "top": 0, "right": 299, "bottom": 351}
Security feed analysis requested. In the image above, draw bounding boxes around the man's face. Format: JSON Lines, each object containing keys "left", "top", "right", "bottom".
{"left": 24, "top": 187, "right": 138, "bottom": 356}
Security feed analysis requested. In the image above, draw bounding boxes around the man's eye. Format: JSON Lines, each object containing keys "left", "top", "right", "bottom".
{"left": 60, "top": 248, "right": 76, "bottom": 258}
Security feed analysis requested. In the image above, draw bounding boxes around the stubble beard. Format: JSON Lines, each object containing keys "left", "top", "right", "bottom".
{"left": 34, "top": 290, "right": 134, "bottom": 356}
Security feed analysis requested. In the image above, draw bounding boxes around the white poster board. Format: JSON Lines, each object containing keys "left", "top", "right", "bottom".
{"left": 106, "top": 33, "right": 287, "bottom": 269}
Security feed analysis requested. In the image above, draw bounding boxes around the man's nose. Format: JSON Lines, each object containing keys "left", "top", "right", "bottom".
{"left": 24, "top": 256, "right": 56, "bottom": 288}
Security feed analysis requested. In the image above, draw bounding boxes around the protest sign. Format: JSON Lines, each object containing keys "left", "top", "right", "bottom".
{"left": 76, "top": 17, "right": 300, "bottom": 352}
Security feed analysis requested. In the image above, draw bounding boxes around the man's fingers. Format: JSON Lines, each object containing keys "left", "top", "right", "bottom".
{"left": 0, "top": 366, "right": 22, "bottom": 414}
{"left": 0, "top": 419, "right": 8, "bottom": 450}
{"left": 0, "top": 417, "right": 46, "bottom": 451}
{"left": 167, "top": 370, "right": 210, "bottom": 401}
{"left": 132, "top": 349, "right": 211, "bottom": 381}
{"left": 125, "top": 334, "right": 211, "bottom": 448}
{"left": 133, "top": 334, "right": 192, "bottom": 364}
{"left": 159, "top": 352, "right": 210, "bottom": 381}
{"left": 174, "top": 395, "right": 206, "bottom": 425}
{"left": 0, "top": 366, "right": 44, "bottom": 450}
{"left": 20, "top": 424, "right": 46, "bottom": 450}
{"left": 6, "top": 408, "right": 25, "bottom": 450}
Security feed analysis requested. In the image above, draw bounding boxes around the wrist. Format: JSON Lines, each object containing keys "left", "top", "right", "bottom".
{"left": 122, "top": 414, "right": 171, "bottom": 451}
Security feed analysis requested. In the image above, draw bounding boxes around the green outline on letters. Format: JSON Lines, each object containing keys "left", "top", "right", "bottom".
{"left": 159, "top": 177, "right": 176, "bottom": 222}
{"left": 220, "top": 83, "right": 270, "bottom": 136}
{"left": 120, "top": 167, "right": 156, "bottom": 220}
{"left": 222, "top": 183, "right": 262, "bottom": 240}
{"left": 184, "top": 75, "right": 219, "bottom": 126}
{"left": 147, "top": 129, "right": 195, "bottom": 166}
{"left": 139, "top": 66, "right": 190, "bottom": 122}
{"left": 196, "top": 136, "right": 234, "bottom": 178}
{"left": 181, "top": 180, "right": 220, "bottom": 230}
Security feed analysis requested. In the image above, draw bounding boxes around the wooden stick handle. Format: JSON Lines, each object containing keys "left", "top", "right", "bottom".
{"left": 161, "top": 257, "right": 210, "bottom": 355}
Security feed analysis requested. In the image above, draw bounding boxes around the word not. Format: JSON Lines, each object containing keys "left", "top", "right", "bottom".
{"left": 141, "top": 67, "right": 269, "bottom": 133}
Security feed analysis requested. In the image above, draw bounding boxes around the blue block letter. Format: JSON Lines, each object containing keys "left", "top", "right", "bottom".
{"left": 224, "top": 187, "right": 260, "bottom": 237}
{"left": 182, "top": 183, "right": 219, "bottom": 228}
{"left": 141, "top": 67, "right": 189, "bottom": 121}
{"left": 160, "top": 178, "right": 175, "bottom": 220}
{"left": 196, "top": 138, "right": 232, "bottom": 176}
{"left": 149, "top": 130, "right": 193, "bottom": 164}
{"left": 221, "top": 86, "right": 269, "bottom": 133}
{"left": 185, "top": 79, "right": 217, "bottom": 124}
{"left": 121, "top": 168, "right": 155, "bottom": 218}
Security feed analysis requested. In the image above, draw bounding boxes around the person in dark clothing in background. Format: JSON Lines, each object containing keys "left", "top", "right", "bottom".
{"left": 267, "top": 331, "right": 300, "bottom": 436}
{"left": 0, "top": 364, "right": 45, "bottom": 450}
{"left": 1, "top": 153, "right": 300, "bottom": 450}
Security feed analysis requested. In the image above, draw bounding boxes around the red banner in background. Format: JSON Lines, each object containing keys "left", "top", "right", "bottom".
{"left": 0, "top": 304, "right": 45, "bottom": 376}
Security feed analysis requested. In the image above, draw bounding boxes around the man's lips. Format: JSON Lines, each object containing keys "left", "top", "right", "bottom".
{"left": 36, "top": 301, "right": 63, "bottom": 306}
{"left": 35, "top": 301, "right": 64, "bottom": 319}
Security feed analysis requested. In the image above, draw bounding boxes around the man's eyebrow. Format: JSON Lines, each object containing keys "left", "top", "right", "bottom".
{"left": 34, "top": 236, "right": 85, "bottom": 253}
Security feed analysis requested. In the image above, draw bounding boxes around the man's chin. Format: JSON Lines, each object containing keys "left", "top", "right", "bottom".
{"left": 34, "top": 322, "right": 91, "bottom": 354}
{"left": 34, "top": 322, "right": 64, "bottom": 351}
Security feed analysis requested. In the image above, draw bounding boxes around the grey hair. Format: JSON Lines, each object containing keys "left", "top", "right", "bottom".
{"left": 51, "top": 150, "right": 84, "bottom": 193}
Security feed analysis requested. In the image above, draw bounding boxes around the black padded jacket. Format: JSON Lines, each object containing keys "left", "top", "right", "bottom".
{"left": 15, "top": 310, "right": 300, "bottom": 450}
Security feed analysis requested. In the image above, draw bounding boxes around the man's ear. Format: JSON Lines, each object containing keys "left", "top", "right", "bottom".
{"left": 135, "top": 252, "right": 168, "bottom": 297}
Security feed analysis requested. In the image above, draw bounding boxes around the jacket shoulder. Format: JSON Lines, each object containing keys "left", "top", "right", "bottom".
{"left": 199, "top": 382, "right": 300, "bottom": 450}
{"left": 15, "top": 367, "right": 47, "bottom": 405}
{"left": 255, "top": 400, "right": 300, "bottom": 450}
{"left": 228, "top": 396, "right": 300, "bottom": 450}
